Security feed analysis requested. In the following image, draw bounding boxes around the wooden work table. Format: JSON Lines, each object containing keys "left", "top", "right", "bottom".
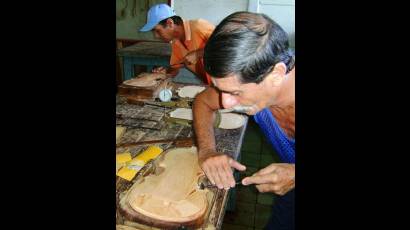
{"left": 117, "top": 41, "right": 172, "bottom": 81}
{"left": 116, "top": 82, "right": 248, "bottom": 230}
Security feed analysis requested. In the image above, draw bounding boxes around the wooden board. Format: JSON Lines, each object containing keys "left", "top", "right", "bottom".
{"left": 119, "top": 147, "right": 211, "bottom": 229}
{"left": 118, "top": 76, "right": 172, "bottom": 100}
{"left": 123, "top": 73, "right": 166, "bottom": 88}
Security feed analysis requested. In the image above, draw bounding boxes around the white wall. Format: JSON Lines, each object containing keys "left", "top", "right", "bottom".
{"left": 172, "top": 0, "right": 249, "bottom": 26}
{"left": 173, "top": 0, "right": 294, "bottom": 48}
{"left": 248, "top": 0, "right": 295, "bottom": 48}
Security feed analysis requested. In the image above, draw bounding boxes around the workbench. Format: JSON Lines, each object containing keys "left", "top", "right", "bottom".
{"left": 117, "top": 41, "right": 171, "bottom": 81}
{"left": 116, "top": 83, "right": 248, "bottom": 230}
{"left": 117, "top": 41, "right": 201, "bottom": 84}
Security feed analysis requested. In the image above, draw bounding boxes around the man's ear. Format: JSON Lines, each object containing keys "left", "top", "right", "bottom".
{"left": 166, "top": 18, "right": 174, "bottom": 28}
{"left": 265, "top": 62, "right": 287, "bottom": 86}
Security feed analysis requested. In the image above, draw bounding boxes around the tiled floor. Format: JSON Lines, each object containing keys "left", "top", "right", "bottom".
{"left": 222, "top": 118, "right": 281, "bottom": 230}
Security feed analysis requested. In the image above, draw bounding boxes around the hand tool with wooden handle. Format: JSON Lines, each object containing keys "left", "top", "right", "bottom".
{"left": 199, "top": 181, "right": 243, "bottom": 190}
{"left": 197, "top": 174, "right": 244, "bottom": 189}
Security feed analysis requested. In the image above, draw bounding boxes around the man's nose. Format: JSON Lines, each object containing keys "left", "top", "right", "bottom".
{"left": 221, "top": 93, "right": 239, "bottom": 109}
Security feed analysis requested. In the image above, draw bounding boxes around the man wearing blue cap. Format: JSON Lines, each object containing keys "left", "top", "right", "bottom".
{"left": 139, "top": 4, "right": 215, "bottom": 85}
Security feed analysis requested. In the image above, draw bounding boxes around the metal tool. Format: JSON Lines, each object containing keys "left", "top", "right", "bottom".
{"left": 116, "top": 113, "right": 159, "bottom": 123}
{"left": 125, "top": 98, "right": 174, "bottom": 107}
{"left": 143, "top": 101, "right": 175, "bottom": 109}
{"left": 116, "top": 114, "right": 161, "bottom": 130}
{"left": 197, "top": 175, "right": 243, "bottom": 190}
{"left": 116, "top": 123, "right": 161, "bottom": 131}
{"left": 116, "top": 137, "right": 194, "bottom": 148}
{"left": 137, "top": 159, "right": 157, "bottom": 177}
{"left": 199, "top": 181, "right": 243, "bottom": 190}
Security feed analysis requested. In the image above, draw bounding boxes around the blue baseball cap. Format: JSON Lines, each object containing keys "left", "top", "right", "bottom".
{"left": 139, "top": 4, "right": 176, "bottom": 32}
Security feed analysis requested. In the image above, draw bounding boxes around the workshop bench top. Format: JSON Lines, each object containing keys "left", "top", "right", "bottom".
{"left": 116, "top": 83, "right": 249, "bottom": 229}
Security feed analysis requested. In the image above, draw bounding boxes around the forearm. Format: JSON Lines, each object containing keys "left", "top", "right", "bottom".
{"left": 193, "top": 87, "right": 247, "bottom": 189}
{"left": 192, "top": 87, "right": 221, "bottom": 161}
{"left": 194, "top": 107, "right": 216, "bottom": 160}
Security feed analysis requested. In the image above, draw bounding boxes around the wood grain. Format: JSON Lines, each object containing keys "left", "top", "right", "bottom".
{"left": 120, "top": 147, "right": 210, "bottom": 229}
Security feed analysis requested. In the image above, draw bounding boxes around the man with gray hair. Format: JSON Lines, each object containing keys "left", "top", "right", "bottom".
{"left": 193, "top": 11, "right": 295, "bottom": 230}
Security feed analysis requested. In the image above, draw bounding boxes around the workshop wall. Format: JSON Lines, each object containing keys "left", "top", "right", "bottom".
{"left": 250, "top": 0, "right": 295, "bottom": 48}
{"left": 172, "top": 0, "right": 249, "bottom": 26}
{"left": 173, "top": 0, "right": 294, "bottom": 48}
{"left": 116, "top": 0, "right": 167, "bottom": 40}
{"left": 117, "top": 0, "right": 294, "bottom": 48}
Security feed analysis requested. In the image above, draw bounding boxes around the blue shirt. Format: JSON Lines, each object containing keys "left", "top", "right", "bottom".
{"left": 254, "top": 108, "right": 295, "bottom": 163}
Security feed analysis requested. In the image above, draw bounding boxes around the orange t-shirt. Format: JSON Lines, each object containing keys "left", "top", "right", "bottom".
{"left": 170, "top": 19, "right": 215, "bottom": 85}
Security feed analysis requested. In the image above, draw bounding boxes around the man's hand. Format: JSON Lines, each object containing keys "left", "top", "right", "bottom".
{"left": 152, "top": 66, "right": 167, "bottom": 74}
{"left": 183, "top": 49, "right": 203, "bottom": 66}
{"left": 199, "top": 150, "right": 246, "bottom": 190}
{"left": 242, "top": 163, "right": 295, "bottom": 195}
